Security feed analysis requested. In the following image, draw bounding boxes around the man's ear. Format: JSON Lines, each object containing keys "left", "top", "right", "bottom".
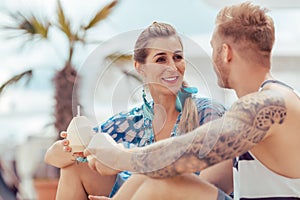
{"left": 134, "top": 61, "right": 145, "bottom": 75}
{"left": 222, "top": 43, "right": 232, "bottom": 63}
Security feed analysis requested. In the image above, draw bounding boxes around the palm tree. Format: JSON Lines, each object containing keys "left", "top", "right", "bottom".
{"left": 1, "top": 0, "right": 118, "bottom": 137}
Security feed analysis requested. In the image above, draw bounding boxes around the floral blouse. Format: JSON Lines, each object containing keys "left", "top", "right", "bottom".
{"left": 94, "top": 97, "right": 226, "bottom": 148}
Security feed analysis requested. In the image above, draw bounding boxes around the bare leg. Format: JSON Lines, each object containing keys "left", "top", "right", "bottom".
{"left": 56, "top": 163, "right": 116, "bottom": 200}
{"left": 111, "top": 174, "right": 148, "bottom": 200}
{"left": 131, "top": 174, "right": 218, "bottom": 200}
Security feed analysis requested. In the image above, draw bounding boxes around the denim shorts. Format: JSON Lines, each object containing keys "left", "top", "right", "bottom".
{"left": 109, "top": 171, "right": 132, "bottom": 197}
{"left": 217, "top": 189, "right": 233, "bottom": 200}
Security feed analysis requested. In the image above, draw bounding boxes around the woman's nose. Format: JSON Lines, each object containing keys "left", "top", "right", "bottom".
{"left": 167, "top": 60, "right": 178, "bottom": 71}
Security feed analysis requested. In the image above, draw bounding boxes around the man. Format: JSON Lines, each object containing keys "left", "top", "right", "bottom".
{"left": 86, "top": 2, "right": 300, "bottom": 199}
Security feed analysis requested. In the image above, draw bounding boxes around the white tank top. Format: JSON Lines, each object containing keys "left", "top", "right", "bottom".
{"left": 233, "top": 152, "right": 300, "bottom": 199}
{"left": 233, "top": 80, "right": 300, "bottom": 199}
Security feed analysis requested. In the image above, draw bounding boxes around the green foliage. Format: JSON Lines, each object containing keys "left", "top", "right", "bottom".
{"left": 1, "top": 0, "right": 119, "bottom": 62}
{"left": 0, "top": 11, "right": 50, "bottom": 42}
{"left": 0, "top": 0, "right": 123, "bottom": 137}
{"left": 84, "top": 0, "right": 118, "bottom": 30}
{"left": 56, "top": 0, "right": 72, "bottom": 40}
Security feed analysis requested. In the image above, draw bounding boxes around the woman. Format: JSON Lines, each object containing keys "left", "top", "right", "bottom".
{"left": 44, "top": 22, "right": 227, "bottom": 199}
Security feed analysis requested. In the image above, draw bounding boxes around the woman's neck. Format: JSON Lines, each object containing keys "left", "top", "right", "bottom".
{"left": 152, "top": 93, "right": 178, "bottom": 117}
{"left": 151, "top": 95, "right": 179, "bottom": 141}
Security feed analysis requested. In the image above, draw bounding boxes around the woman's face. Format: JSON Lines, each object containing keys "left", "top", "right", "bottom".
{"left": 137, "top": 36, "right": 185, "bottom": 96}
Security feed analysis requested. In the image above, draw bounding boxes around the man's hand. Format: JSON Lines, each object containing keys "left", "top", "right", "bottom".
{"left": 84, "top": 133, "right": 124, "bottom": 176}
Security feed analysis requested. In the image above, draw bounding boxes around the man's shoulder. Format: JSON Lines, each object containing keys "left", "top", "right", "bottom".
{"left": 234, "top": 88, "right": 299, "bottom": 116}
{"left": 227, "top": 90, "right": 287, "bottom": 130}
{"left": 233, "top": 89, "right": 286, "bottom": 110}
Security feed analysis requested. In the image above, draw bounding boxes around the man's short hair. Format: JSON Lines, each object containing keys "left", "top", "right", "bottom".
{"left": 215, "top": 2, "right": 275, "bottom": 53}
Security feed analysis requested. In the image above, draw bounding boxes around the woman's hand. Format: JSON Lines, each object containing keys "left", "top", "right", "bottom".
{"left": 60, "top": 131, "right": 85, "bottom": 158}
{"left": 84, "top": 134, "right": 124, "bottom": 176}
{"left": 44, "top": 131, "right": 77, "bottom": 168}
{"left": 60, "top": 131, "right": 72, "bottom": 152}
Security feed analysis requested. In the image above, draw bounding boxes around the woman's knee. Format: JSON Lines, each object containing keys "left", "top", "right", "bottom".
{"left": 59, "top": 163, "right": 116, "bottom": 196}
{"left": 131, "top": 177, "right": 169, "bottom": 200}
{"left": 132, "top": 174, "right": 219, "bottom": 200}
{"left": 111, "top": 174, "right": 149, "bottom": 200}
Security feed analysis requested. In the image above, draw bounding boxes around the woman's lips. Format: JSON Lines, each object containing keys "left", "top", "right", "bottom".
{"left": 161, "top": 76, "right": 179, "bottom": 84}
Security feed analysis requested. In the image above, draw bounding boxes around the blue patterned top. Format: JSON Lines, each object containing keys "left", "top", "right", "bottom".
{"left": 94, "top": 97, "right": 226, "bottom": 148}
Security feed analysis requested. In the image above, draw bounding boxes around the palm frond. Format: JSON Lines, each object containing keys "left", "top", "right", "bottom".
{"left": 0, "top": 69, "right": 33, "bottom": 95}
{"left": 0, "top": 11, "right": 50, "bottom": 40}
{"left": 84, "top": 0, "right": 118, "bottom": 30}
{"left": 105, "top": 52, "right": 142, "bottom": 82}
{"left": 105, "top": 52, "right": 132, "bottom": 63}
{"left": 30, "top": 15, "right": 50, "bottom": 38}
{"left": 122, "top": 70, "right": 142, "bottom": 83}
{"left": 56, "top": 0, "right": 73, "bottom": 40}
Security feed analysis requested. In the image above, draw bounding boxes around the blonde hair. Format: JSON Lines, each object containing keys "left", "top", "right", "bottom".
{"left": 134, "top": 22, "right": 199, "bottom": 134}
{"left": 134, "top": 22, "right": 183, "bottom": 64}
{"left": 178, "top": 81, "right": 199, "bottom": 134}
{"left": 216, "top": 2, "right": 275, "bottom": 53}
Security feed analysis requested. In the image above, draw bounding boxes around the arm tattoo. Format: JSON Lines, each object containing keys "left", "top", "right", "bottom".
{"left": 129, "top": 90, "right": 287, "bottom": 178}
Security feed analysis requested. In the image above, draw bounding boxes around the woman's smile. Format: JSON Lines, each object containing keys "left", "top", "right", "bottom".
{"left": 161, "top": 76, "right": 179, "bottom": 84}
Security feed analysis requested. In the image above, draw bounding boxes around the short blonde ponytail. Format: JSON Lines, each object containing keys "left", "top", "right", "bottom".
{"left": 177, "top": 82, "right": 199, "bottom": 134}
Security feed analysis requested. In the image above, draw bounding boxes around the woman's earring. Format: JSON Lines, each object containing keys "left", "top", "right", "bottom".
{"left": 175, "top": 87, "right": 198, "bottom": 112}
{"left": 142, "top": 89, "right": 154, "bottom": 118}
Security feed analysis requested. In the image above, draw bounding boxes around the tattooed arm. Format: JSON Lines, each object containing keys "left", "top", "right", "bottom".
{"left": 123, "top": 90, "right": 287, "bottom": 178}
